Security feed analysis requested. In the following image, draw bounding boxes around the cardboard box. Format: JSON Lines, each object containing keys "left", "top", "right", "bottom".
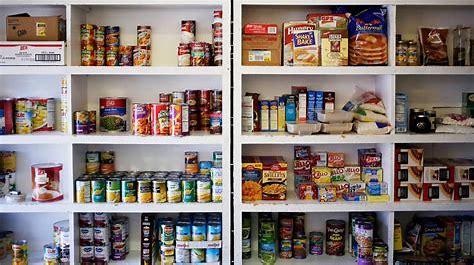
{"left": 242, "top": 34, "right": 281, "bottom": 66}
{"left": 453, "top": 183, "right": 474, "bottom": 200}
{"left": 395, "top": 166, "right": 423, "bottom": 183}
{"left": 7, "top": 14, "right": 65, "bottom": 41}
{"left": 423, "top": 159, "right": 451, "bottom": 183}
{"left": 444, "top": 158, "right": 474, "bottom": 183}
{"left": 396, "top": 146, "right": 424, "bottom": 167}
{"left": 260, "top": 156, "right": 288, "bottom": 200}
{"left": 244, "top": 23, "right": 278, "bottom": 35}
{"left": 242, "top": 156, "right": 263, "bottom": 202}
{"left": 320, "top": 29, "right": 348, "bottom": 66}
{"left": 242, "top": 96, "right": 254, "bottom": 132}
{"left": 282, "top": 21, "right": 317, "bottom": 66}
{"left": 395, "top": 183, "right": 422, "bottom": 201}
{"left": 422, "top": 183, "right": 453, "bottom": 201}
{"left": 0, "top": 41, "right": 65, "bottom": 65}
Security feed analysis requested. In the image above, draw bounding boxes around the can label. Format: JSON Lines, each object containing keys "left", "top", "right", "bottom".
{"left": 91, "top": 179, "right": 106, "bottom": 203}
{"left": 152, "top": 179, "right": 167, "bottom": 203}
{"left": 206, "top": 248, "right": 220, "bottom": 262}
{"left": 94, "top": 227, "right": 109, "bottom": 246}
{"left": 76, "top": 179, "right": 91, "bottom": 203}
{"left": 152, "top": 103, "right": 169, "bottom": 135}
{"left": 121, "top": 179, "right": 137, "bottom": 203}
{"left": 167, "top": 180, "right": 182, "bottom": 202}
{"left": 182, "top": 179, "right": 196, "bottom": 202}
{"left": 79, "top": 227, "right": 93, "bottom": 245}
{"left": 100, "top": 98, "right": 127, "bottom": 132}
{"left": 170, "top": 104, "right": 182, "bottom": 136}
{"left": 79, "top": 246, "right": 93, "bottom": 262}
{"left": 75, "top": 111, "right": 89, "bottom": 135}
{"left": 94, "top": 245, "right": 110, "bottom": 262}
{"left": 197, "top": 179, "right": 212, "bottom": 203}
{"left": 15, "top": 99, "right": 33, "bottom": 134}
{"left": 191, "top": 248, "right": 206, "bottom": 263}
{"left": 31, "top": 98, "right": 55, "bottom": 132}
{"left": 132, "top": 103, "right": 151, "bottom": 136}
{"left": 106, "top": 179, "right": 121, "bottom": 203}
{"left": 175, "top": 248, "right": 190, "bottom": 263}
{"left": 138, "top": 179, "right": 152, "bottom": 203}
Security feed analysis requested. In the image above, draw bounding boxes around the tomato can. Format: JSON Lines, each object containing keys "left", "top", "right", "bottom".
{"left": 0, "top": 98, "right": 15, "bottom": 135}
{"left": 152, "top": 176, "right": 167, "bottom": 203}
{"left": 105, "top": 26, "right": 120, "bottom": 47}
{"left": 95, "top": 26, "right": 105, "bottom": 47}
{"left": 100, "top": 97, "right": 127, "bottom": 132}
{"left": 137, "top": 25, "right": 152, "bottom": 48}
{"left": 167, "top": 176, "right": 182, "bottom": 203}
{"left": 31, "top": 163, "right": 63, "bottom": 202}
{"left": 181, "top": 20, "right": 195, "bottom": 44}
{"left": 196, "top": 176, "right": 211, "bottom": 203}
{"left": 95, "top": 46, "right": 105, "bottom": 66}
{"left": 86, "top": 151, "right": 100, "bottom": 174}
{"left": 172, "top": 92, "right": 185, "bottom": 104}
{"left": 121, "top": 178, "right": 137, "bottom": 203}
{"left": 119, "top": 45, "right": 134, "bottom": 66}
{"left": 132, "top": 103, "right": 151, "bottom": 136}
{"left": 81, "top": 49, "right": 96, "bottom": 66}
{"left": 31, "top": 98, "right": 55, "bottom": 132}
{"left": 182, "top": 177, "right": 196, "bottom": 203}
{"left": 210, "top": 111, "right": 222, "bottom": 134}
{"left": 12, "top": 240, "right": 28, "bottom": 264}
{"left": 191, "top": 42, "right": 206, "bottom": 66}
{"left": 170, "top": 103, "right": 182, "bottom": 136}
{"left": 182, "top": 103, "right": 190, "bottom": 136}
{"left": 80, "top": 24, "right": 96, "bottom": 50}
{"left": 74, "top": 111, "right": 89, "bottom": 135}
{"left": 75, "top": 176, "right": 91, "bottom": 203}
{"left": 88, "top": 110, "right": 97, "bottom": 133}
{"left": 151, "top": 103, "right": 169, "bottom": 135}
{"left": 159, "top": 93, "right": 171, "bottom": 103}
{"left": 91, "top": 178, "right": 106, "bottom": 203}
{"left": 185, "top": 151, "right": 199, "bottom": 174}
{"left": 15, "top": 98, "right": 33, "bottom": 134}
{"left": 106, "top": 46, "right": 119, "bottom": 66}
{"left": 106, "top": 177, "right": 121, "bottom": 203}
{"left": 137, "top": 177, "right": 152, "bottom": 203}
{"left": 178, "top": 43, "right": 191, "bottom": 66}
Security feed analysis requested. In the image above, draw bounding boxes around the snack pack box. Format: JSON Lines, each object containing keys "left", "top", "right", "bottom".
{"left": 358, "top": 148, "right": 382, "bottom": 167}
{"left": 318, "top": 184, "right": 336, "bottom": 202}
{"left": 294, "top": 159, "right": 312, "bottom": 176}
{"left": 242, "top": 156, "right": 263, "bottom": 202}
{"left": 348, "top": 181, "right": 366, "bottom": 194}
{"left": 294, "top": 146, "right": 311, "bottom": 160}
{"left": 333, "top": 181, "right": 349, "bottom": 199}
{"left": 344, "top": 165, "right": 361, "bottom": 182}
{"left": 443, "top": 158, "right": 474, "bottom": 183}
{"left": 396, "top": 166, "right": 423, "bottom": 184}
{"left": 367, "top": 182, "right": 388, "bottom": 196}
{"left": 330, "top": 167, "right": 345, "bottom": 182}
{"left": 421, "top": 183, "right": 453, "bottom": 201}
{"left": 261, "top": 156, "right": 288, "bottom": 200}
{"left": 395, "top": 183, "right": 422, "bottom": 201}
{"left": 396, "top": 146, "right": 424, "bottom": 167}
{"left": 312, "top": 152, "right": 327, "bottom": 167}
{"left": 312, "top": 167, "right": 331, "bottom": 184}
{"left": 283, "top": 21, "right": 317, "bottom": 66}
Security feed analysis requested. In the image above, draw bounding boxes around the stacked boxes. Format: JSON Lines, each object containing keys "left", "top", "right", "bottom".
{"left": 394, "top": 146, "right": 424, "bottom": 201}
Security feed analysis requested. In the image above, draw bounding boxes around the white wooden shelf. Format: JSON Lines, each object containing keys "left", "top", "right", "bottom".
{"left": 244, "top": 253, "right": 356, "bottom": 265}
{"left": 0, "top": 66, "right": 68, "bottom": 75}
{"left": 394, "top": 66, "right": 474, "bottom": 75}
{"left": 0, "top": 132, "right": 70, "bottom": 144}
{"left": 240, "top": 66, "right": 394, "bottom": 75}
{"left": 1, "top": 0, "right": 225, "bottom": 5}
{"left": 74, "top": 202, "right": 224, "bottom": 213}
{"left": 393, "top": 201, "right": 474, "bottom": 212}
{"left": 239, "top": 0, "right": 474, "bottom": 5}
{"left": 69, "top": 66, "right": 225, "bottom": 76}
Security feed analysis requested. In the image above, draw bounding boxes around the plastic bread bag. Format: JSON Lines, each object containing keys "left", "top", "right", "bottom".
{"left": 354, "top": 121, "right": 392, "bottom": 135}
{"left": 353, "top": 109, "right": 389, "bottom": 123}
{"left": 342, "top": 86, "right": 386, "bottom": 114}
{"left": 320, "top": 122, "right": 353, "bottom": 134}
{"left": 317, "top": 110, "right": 354, "bottom": 123}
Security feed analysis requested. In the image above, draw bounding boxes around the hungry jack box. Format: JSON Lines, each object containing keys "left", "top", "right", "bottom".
{"left": 395, "top": 183, "right": 422, "bottom": 201}
{"left": 283, "top": 21, "right": 317, "bottom": 66}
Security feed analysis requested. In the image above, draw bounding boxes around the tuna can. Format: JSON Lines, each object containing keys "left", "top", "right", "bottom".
{"left": 105, "top": 26, "right": 120, "bottom": 46}
{"left": 309, "top": 231, "right": 324, "bottom": 255}
{"left": 167, "top": 176, "right": 182, "bottom": 203}
{"left": 210, "top": 111, "right": 222, "bottom": 134}
{"left": 206, "top": 248, "right": 220, "bottom": 262}
{"left": 151, "top": 103, "right": 170, "bottom": 135}
{"left": 152, "top": 176, "right": 167, "bottom": 203}
{"left": 12, "top": 240, "right": 28, "bottom": 264}
{"left": 91, "top": 178, "right": 106, "bottom": 203}
{"left": 137, "top": 177, "right": 152, "bottom": 203}
{"left": 75, "top": 176, "right": 91, "bottom": 203}
{"left": 86, "top": 151, "right": 100, "bottom": 174}
{"left": 121, "top": 178, "right": 137, "bottom": 203}
{"left": 172, "top": 92, "right": 185, "bottom": 104}
{"left": 178, "top": 43, "right": 191, "bottom": 66}
{"left": 176, "top": 220, "right": 192, "bottom": 241}
{"left": 79, "top": 227, "right": 93, "bottom": 246}
{"left": 79, "top": 246, "right": 93, "bottom": 263}
{"left": 74, "top": 111, "right": 89, "bottom": 135}
{"left": 207, "top": 220, "right": 221, "bottom": 241}
{"left": 199, "top": 161, "right": 213, "bottom": 176}
{"left": 175, "top": 248, "right": 190, "bottom": 263}
{"left": 106, "top": 177, "right": 121, "bottom": 203}
{"left": 160, "top": 220, "right": 175, "bottom": 246}
{"left": 95, "top": 26, "right": 105, "bottom": 47}
{"left": 191, "top": 248, "right": 206, "bottom": 263}
{"left": 169, "top": 103, "right": 182, "bottom": 136}
{"left": 95, "top": 46, "right": 105, "bottom": 66}
{"left": 181, "top": 177, "right": 196, "bottom": 203}
{"left": 196, "top": 176, "right": 212, "bottom": 203}
{"left": 185, "top": 151, "right": 199, "bottom": 174}
{"left": 100, "top": 97, "right": 127, "bottom": 132}
{"left": 43, "top": 243, "right": 59, "bottom": 263}
{"left": 279, "top": 239, "right": 292, "bottom": 259}
{"left": 88, "top": 110, "right": 97, "bottom": 133}
{"left": 15, "top": 98, "right": 33, "bottom": 134}
{"left": 79, "top": 213, "right": 94, "bottom": 227}
{"left": 192, "top": 220, "right": 207, "bottom": 241}
{"left": 137, "top": 25, "right": 152, "bottom": 48}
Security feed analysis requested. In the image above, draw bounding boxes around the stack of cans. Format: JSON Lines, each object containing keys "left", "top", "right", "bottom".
{"left": 212, "top": 10, "right": 223, "bottom": 66}
{"left": 105, "top": 26, "right": 120, "bottom": 66}
{"left": 79, "top": 213, "right": 111, "bottom": 264}
{"left": 133, "top": 26, "right": 152, "bottom": 66}
{"left": 80, "top": 24, "right": 97, "bottom": 66}
{"left": 111, "top": 217, "right": 130, "bottom": 260}
{"left": 53, "top": 220, "right": 70, "bottom": 264}
{"left": 160, "top": 218, "right": 176, "bottom": 264}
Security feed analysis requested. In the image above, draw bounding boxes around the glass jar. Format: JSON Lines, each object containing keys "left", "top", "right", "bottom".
{"left": 396, "top": 40, "right": 408, "bottom": 66}
{"left": 453, "top": 25, "right": 471, "bottom": 66}
{"left": 407, "top": 41, "right": 418, "bottom": 66}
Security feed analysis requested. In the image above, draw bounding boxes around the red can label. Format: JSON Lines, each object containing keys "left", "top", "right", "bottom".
{"left": 151, "top": 103, "right": 169, "bottom": 135}
{"left": 132, "top": 103, "right": 151, "bottom": 135}
{"left": 170, "top": 104, "right": 182, "bottom": 136}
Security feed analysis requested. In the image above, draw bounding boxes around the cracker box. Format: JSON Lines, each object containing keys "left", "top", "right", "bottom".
{"left": 330, "top": 167, "right": 345, "bottom": 182}
{"left": 395, "top": 183, "right": 422, "bottom": 201}
{"left": 244, "top": 23, "right": 278, "bottom": 35}
{"left": 320, "top": 29, "right": 348, "bottom": 66}
{"left": 259, "top": 100, "right": 270, "bottom": 131}
{"left": 242, "top": 34, "right": 281, "bottom": 66}
{"left": 344, "top": 165, "right": 361, "bottom": 182}
{"left": 292, "top": 30, "right": 320, "bottom": 66}
{"left": 333, "top": 181, "right": 349, "bottom": 199}
{"left": 285, "top": 95, "right": 297, "bottom": 123}
{"left": 270, "top": 100, "right": 278, "bottom": 132}
{"left": 261, "top": 156, "right": 288, "bottom": 200}
{"left": 327, "top": 152, "right": 344, "bottom": 168}
{"left": 423, "top": 159, "right": 451, "bottom": 183}
{"left": 294, "top": 146, "right": 311, "bottom": 160}
{"left": 348, "top": 181, "right": 366, "bottom": 194}
{"left": 453, "top": 183, "right": 474, "bottom": 200}
{"left": 396, "top": 166, "right": 423, "bottom": 184}
{"left": 283, "top": 21, "right": 317, "bottom": 66}
{"left": 318, "top": 184, "right": 337, "bottom": 202}
{"left": 278, "top": 97, "right": 286, "bottom": 132}
{"left": 0, "top": 41, "right": 65, "bottom": 65}
{"left": 298, "top": 182, "right": 318, "bottom": 200}
{"left": 242, "top": 156, "right": 263, "bottom": 202}
{"left": 312, "top": 167, "right": 332, "bottom": 184}
{"left": 420, "top": 218, "right": 447, "bottom": 257}
{"left": 396, "top": 146, "right": 424, "bottom": 167}
{"left": 362, "top": 167, "right": 383, "bottom": 183}
{"left": 312, "top": 152, "right": 327, "bottom": 167}
{"left": 306, "top": 14, "right": 348, "bottom": 29}
{"left": 444, "top": 158, "right": 474, "bottom": 183}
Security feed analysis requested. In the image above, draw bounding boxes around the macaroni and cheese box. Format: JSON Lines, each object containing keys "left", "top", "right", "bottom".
{"left": 242, "top": 156, "right": 263, "bottom": 202}
{"left": 260, "top": 156, "right": 288, "bottom": 200}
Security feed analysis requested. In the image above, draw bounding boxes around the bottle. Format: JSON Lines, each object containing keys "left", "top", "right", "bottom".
{"left": 453, "top": 25, "right": 471, "bottom": 66}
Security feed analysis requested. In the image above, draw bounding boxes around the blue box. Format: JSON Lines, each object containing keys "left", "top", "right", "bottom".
{"left": 314, "top": 91, "right": 324, "bottom": 120}
{"left": 307, "top": 91, "right": 317, "bottom": 122}
{"left": 285, "top": 95, "right": 296, "bottom": 122}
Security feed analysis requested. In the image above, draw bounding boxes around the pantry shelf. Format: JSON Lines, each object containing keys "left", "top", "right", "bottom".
{"left": 0, "top": 199, "right": 74, "bottom": 213}
{"left": 0, "top": 66, "right": 69, "bottom": 75}
{"left": 108, "top": 250, "right": 140, "bottom": 265}
{"left": 0, "top": 132, "right": 71, "bottom": 144}
{"left": 239, "top": 66, "right": 394, "bottom": 75}
{"left": 394, "top": 66, "right": 474, "bottom": 75}
{"left": 240, "top": 132, "right": 395, "bottom": 144}
{"left": 393, "top": 201, "right": 474, "bottom": 212}
{"left": 69, "top": 66, "right": 226, "bottom": 76}
{"left": 71, "top": 132, "right": 225, "bottom": 145}
{"left": 392, "top": 133, "right": 474, "bottom": 143}
{"left": 4, "top": 0, "right": 226, "bottom": 5}
{"left": 238, "top": 0, "right": 474, "bottom": 5}
{"left": 244, "top": 253, "right": 356, "bottom": 265}
{"left": 73, "top": 202, "right": 223, "bottom": 213}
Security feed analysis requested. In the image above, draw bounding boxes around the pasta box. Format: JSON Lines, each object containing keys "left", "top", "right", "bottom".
{"left": 259, "top": 100, "right": 270, "bottom": 132}
{"left": 6, "top": 14, "right": 65, "bottom": 41}
{"left": 395, "top": 166, "right": 423, "bottom": 184}
{"left": 242, "top": 156, "right": 263, "bottom": 202}
{"left": 396, "top": 146, "right": 424, "bottom": 167}
{"left": 422, "top": 183, "right": 453, "bottom": 201}
{"left": 242, "top": 34, "right": 281, "bottom": 66}
{"left": 0, "top": 41, "right": 65, "bottom": 65}
{"left": 423, "top": 159, "right": 452, "bottom": 183}
{"left": 260, "top": 156, "right": 288, "bottom": 200}
{"left": 278, "top": 97, "right": 286, "bottom": 132}
{"left": 395, "top": 183, "right": 422, "bottom": 201}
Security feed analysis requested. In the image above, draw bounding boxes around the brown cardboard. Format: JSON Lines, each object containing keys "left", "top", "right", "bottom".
{"left": 242, "top": 34, "right": 281, "bottom": 66}
{"left": 7, "top": 15, "right": 66, "bottom": 41}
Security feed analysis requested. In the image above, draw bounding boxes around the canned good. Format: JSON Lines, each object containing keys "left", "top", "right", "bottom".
{"left": 197, "top": 177, "right": 212, "bottom": 203}
{"left": 152, "top": 176, "right": 167, "bottom": 203}
{"left": 89, "top": 110, "right": 97, "bottom": 133}
{"left": 207, "top": 220, "right": 221, "bottom": 241}
{"left": 121, "top": 178, "right": 137, "bottom": 203}
{"left": 119, "top": 45, "right": 134, "bottom": 66}
{"left": 79, "top": 213, "right": 94, "bottom": 227}
{"left": 76, "top": 177, "right": 91, "bottom": 203}
{"left": 185, "top": 151, "right": 199, "bottom": 174}
{"left": 204, "top": 43, "right": 211, "bottom": 66}
{"left": 293, "top": 237, "right": 307, "bottom": 259}
{"left": 160, "top": 245, "right": 175, "bottom": 264}
{"left": 94, "top": 244, "right": 110, "bottom": 262}
{"left": 151, "top": 103, "right": 170, "bottom": 135}
{"left": 79, "top": 246, "right": 94, "bottom": 263}
{"left": 191, "top": 42, "right": 206, "bottom": 66}
{"left": 86, "top": 151, "right": 100, "bottom": 174}
{"left": 200, "top": 90, "right": 212, "bottom": 110}
{"left": 212, "top": 90, "right": 222, "bottom": 111}
{"left": 182, "top": 104, "right": 190, "bottom": 136}
{"left": 12, "top": 240, "right": 28, "bottom": 264}
{"left": 95, "top": 26, "right": 105, "bottom": 47}
{"left": 106, "top": 46, "right": 119, "bottom": 66}
{"left": 31, "top": 98, "right": 55, "bottom": 132}
{"left": 175, "top": 248, "right": 190, "bottom": 263}
{"left": 169, "top": 104, "right": 182, "bottom": 136}
{"left": 74, "top": 111, "right": 89, "bottom": 135}
{"left": 213, "top": 151, "right": 222, "bottom": 168}
{"left": 94, "top": 213, "right": 111, "bottom": 227}
{"left": 43, "top": 244, "right": 59, "bottom": 264}
{"left": 133, "top": 47, "right": 150, "bottom": 66}
{"left": 80, "top": 24, "right": 96, "bottom": 50}
{"left": 137, "top": 26, "right": 152, "bottom": 47}
{"left": 178, "top": 43, "right": 191, "bottom": 66}
{"left": 161, "top": 220, "right": 175, "bottom": 246}
{"left": 159, "top": 93, "right": 172, "bottom": 103}
{"left": 105, "top": 26, "right": 120, "bottom": 46}
{"left": 0, "top": 98, "right": 15, "bottom": 135}
{"left": 132, "top": 103, "right": 151, "bottom": 136}
{"left": 182, "top": 177, "right": 196, "bottom": 203}
{"left": 100, "top": 97, "right": 127, "bottom": 132}
{"left": 81, "top": 49, "right": 96, "bottom": 66}
{"left": 326, "top": 219, "right": 345, "bottom": 256}
{"left": 192, "top": 221, "right": 206, "bottom": 241}
{"left": 212, "top": 185, "right": 223, "bottom": 203}
{"left": 79, "top": 227, "right": 94, "bottom": 246}
{"left": 200, "top": 109, "right": 210, "bottom": 131}
{"left": 106, "top": 177, "right": 121, "bottom": 203}
{"left": 373, "top": 241, "right": 388, "bottom": 265}
{"left": 176, "top": 221, "right": 192, "bottom": 241}
{"left": 181, "top": 21, "right": 196, "bottom": 44}
{"left": 137, "top": 177, "right": 152, "bottom": 203}
{"left": 95, "top": 46, "right": 105, "bottom": 66}
{"left": 31, "top": 163, "right": 63, "bottom": 202}
{"left": 91, "top": 178, "right": 106, "bottom": 203}
{"left": 94, "top": 227, "right": 109, "bottom": 246}
{"left": 100, "top": 151, "right": 115, "bottom": 164}
{"left": 206, "top": 248, "right": 220, "bottom": 262}
{"left": 309, "top": 231, "right": 324, "bottom": 255}
{"left": 167, "top": 177, "right": 182, "bottom": 203}
{"left": 191, "top": 248, "right": 206, "bottom": 263}
{"left": 15, "top": 98, "right": 33, "bottom": 134}
{"left": 199, "top": 161, "right": 213, "bottom": 176}
{"left": 210, "top": 111, "right": 222, "bottom": 134}
{"left": 279, "top": 239, "right": 292, "bottom": 259}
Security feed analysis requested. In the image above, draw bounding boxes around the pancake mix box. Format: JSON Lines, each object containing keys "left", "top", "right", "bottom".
{"left": 283, "top": 21, "right": 316, "bottom": 66}
{"left": 422, "top": 183, "right": 454, "bottom": 201}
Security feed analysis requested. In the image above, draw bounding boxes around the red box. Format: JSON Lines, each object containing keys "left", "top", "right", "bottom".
{"left": 453, "top": 183, "right": 474, "bottom": 200}
{"left": 327, "top": 152, "right": 344, "bottom": 168}
{"left": 394, "top": 183, "right": 422, "bottom": 201}
{"left": 243, "top": 23, "right": 278, "bottom": 35}
{"left": 422, "top": 183, "right": 453, "bottom": 201}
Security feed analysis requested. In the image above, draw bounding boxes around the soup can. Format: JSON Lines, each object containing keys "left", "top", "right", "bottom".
{"left": 185, "top": 151, "right": 199, "bottom": 174}
{"left": 31, "top": 163, "right": 63, "bottom": 202}
{"left": 167, "top": 177, "right": 182, "bottom": 203}
{"left": 137, "top": 177, "right": 152, "bottom": 203}
{"left": 86, "top": 151, "right": 100, "bottom": 174}
{"left": 132, "top": 103, "right": 151, "bottom": 136}
{"left": 106, "top": 177, "right": 121, "bottom": 203}
{"left": 309, "top": 231, "right": 324, "bottom": 255}
{"left": 15, "top": 98, "right": 33, "bottom": 134}
{"left": 105, "top": 26, "right": 120, "bottom": 46}
{"left": 88, "top": 110, "right": 97, "bottom": 133}
{"left": 169, "top": 104, "right": 182, "bottom": 136}
{"left": 137, "top": 25, "right": 152, "bottom": 48}
{"left": 190, "top": 42, "right": 206, "bottom": 66}
{"left": 91, "top": 178, "right": 106, "bottom": 203}
{"left": 326, "top": 219, "right": 345, "bottom": 256}
{"left": 76, "top": 176, "right": 91, "bottom": 203}
{"left": 181, "top": 20, "right": 195, "bottom": 44}
{"left": 178, "top": 43, "right": 191, "bottom": 66}
{"left": 121, "top": 178, "right": 137, "bottom": 203}
{"left": 151, "top": 103, "right": 170, "bottom": 135}
{"left": 152, "top": 176, "right": 167, "bottom": 203}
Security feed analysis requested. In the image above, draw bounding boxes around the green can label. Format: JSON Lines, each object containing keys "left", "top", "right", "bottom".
{"left": 121, "top": 179, "right": 137, "bottom": 203}
{"left": 182, "top": 179, "right": 196, "bottom": 203}
{"left": 91, "top": 179, "right": 106, "bottom": 203}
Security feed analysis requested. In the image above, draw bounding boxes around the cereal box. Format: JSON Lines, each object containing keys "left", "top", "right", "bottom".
{"left": 330, "top": 167, "right": 345, "bottom": 182}
{"left": 260, "top": 100, "right": 270, "bottom": 131}
{"left": 318, "top": 184, "right": 337, "bottom": 202}
{"left": 261, "top": 156, "right": 288, "bottom": 200}
{"left": 312, "top": 167, "right": 331, "bottom": 184}
{"left": 422, "top": 183, "right": 453, "bottom": 201}
{"left": 320, "top": 29, "right": 348, "bottom": 66}
{"left": 348, "top": 181, "right": 366, "bottom": 194}
{"left": 362, "top": 167, "right": 383, "bottom": 183}
{"left": 396, "top": 166, "right": 423, "bottom": 183}
{"left": 242, "top": 156, "right": 263, "bottom": 202}
{"left": 298, "top": 182, "right": 318, "bottom": 200}
{"left": 327, "top": 152, "right": 344, "bottom": 168}
{"left": 333, "top": 181, "right": 349, "bottom": 199}
{"left": 312, "top": 152, "right": 327, "bottom": 167}
{"left": 396, "top": 147, "right": 424, "bottom": 167}
{"left": 395, "top": 183, "right": 422, "bottom": 201}
{"left": 343, "top": 165, "right": 361, "bottom": 182}
{"left": 283, "top": 21, "right": 317, "bottom": 66}
{"left": 292, "top": 30, "right": 320, "bottom": 66}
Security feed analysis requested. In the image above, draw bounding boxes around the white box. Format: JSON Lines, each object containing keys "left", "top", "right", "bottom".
{"left": 242, "top": 96, "right": 254, "bottom": 132}
{"left": 0, "top": 41, "right": 65, "bottom": 65}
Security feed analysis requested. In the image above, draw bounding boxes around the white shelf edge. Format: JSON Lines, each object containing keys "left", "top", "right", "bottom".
{"left": 240, "top": 201, "right": 392, "bottom": 212}
{"left": 72, "top": 133, "right": 225, "bottom": 145}
{"left": 239, "top": 0, "right": 474, "bottom": 5}
{"left": 393, "top": 201, "right": 474, "bottom": 212}
{"left": 0, "top": 0, "right": 225, "bottom": 5}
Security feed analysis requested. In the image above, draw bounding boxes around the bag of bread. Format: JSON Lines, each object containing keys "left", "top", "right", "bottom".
{"left": 419, "top": 27, "right": 449, "bottom": 66}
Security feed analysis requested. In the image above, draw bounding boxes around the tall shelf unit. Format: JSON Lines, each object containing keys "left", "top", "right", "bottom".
{"left": 0, "top": 0, "right": 231, "bottom": 264}
{"left": 233, "top": 0, "right": 474, "bottom": 264}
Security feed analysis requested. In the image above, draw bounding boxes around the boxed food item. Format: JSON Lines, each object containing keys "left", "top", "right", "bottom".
{"left": 343, "top": 165, "right": 361, "bottom": 182}
{"left": 323, "top": 92, "right": 335, "bottom": 113}
{"left": 333, "top": 181, "right": 349, "bottom": 199}
{"left": 396, "top": 146, "right": 424, "bottom": 167}
{"left": 358, "top": 148, "right": 382, "bottom": 167}
{"left": 294, "top": 159, "right": 312, "bottom": 176}
{"left": 395, "top": 93, "right": 408, "bottom": 133}
{"left": 306, "top": 14, "right": 347, "bottom": 29}
{"left": 261, "top": 156, "right": 288, "bottom": 200}
{"left": 438, "top": 216, "right": 462, "bottom": 258}
{"left": 242, "top": 34, "right": 281, "bottom": 66}
{"left": 298, "top": 182, "right": 318, "bottom": 200}
{"left": 285, "top": 95, "right": 297, "bottom": 123}
{"left": 278, "top": 97, "right": 286, "bottom": 132}
{"left": 453, "top": 183, "right": 474, "bottom": 200}
{"left": 242, "top": 156, "right": 263, "bottom": 202}
{"left": 327, "top": 152, "right": 344, "bottom": 168}
{"left": 362, "top": 167, "right": 383, "bottom": 183}
{"left": 294, "top": 174, "right": 311, "bottom": 190}
{"left": 343, "top": 192, "right": 367, "bottom": 201}
{"left": 292, "top": 86, "right": 307, "bottom": 123}
{"left": 260, "top": 100, "right": 270, "bottom": 131}
{"left": 292, "top": 30, "right": 320, "bottom": 66}
{"left": 367, "top": 182, "right": 388, "bottom": 195}
{"left": 444, "top": 158, "right": 474, "bottom": 183}
{"left": 461, "top": 217, "right": 471, "bottom": 256}
{"left": 320, "top": 123, "right": 353, "bottom": 134}
{"left": 419, "top": 218, "right": 447, "bottom": 257}
{"left": 395, "top": 183, "right": 423, "bottom": 201}
{"left": 294, "top": 146, "right": 311, "bottom": 160}
{"left": 396, "top": 166, "right": 423, "bottom": 183}
{"left": 320, "top": 29, "right": 348, "bottom": 66}
{"left": 283, "top": 21, "right": 317, "bottom": 66}
{"left": 318, "top": 184, "right": 337, "bottom": 202}
{"left": 244, "top": 23, "right": 278, "bottom": 35}
{"left": 312, "top": 152, "right": 327, "bottom": 167}
{"left": 6, "top": 14, "right": 66, "bottom": 41}
{"left": 242, "top": 96, "right": 255, "bottom": 132}
{"left": 141, "top": 213, "right": 157, "bottom": 265}
{"left": 423, "top": 159, "right": 451, "bottom": 183}
{"left": 312, "top": 167, "right": 331, "bottom": 184}
{"left": 348, "top": 181, "right": 366, "bottom": 193}
{"left": 0, "top": 41, "right": 65, "bottom": 65}
{"left": 307, "top": 91, "right": 317, "bottom": 122}
{"left": 270, "top": 100, "right": 278, "bottom": 132}
{"left": 330, "top": 168, "right": 345, "bottom": 182}
{"left": 367, "top": 194, "right": 389, "bottom": 202}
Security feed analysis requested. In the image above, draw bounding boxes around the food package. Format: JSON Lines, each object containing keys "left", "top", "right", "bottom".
{"left": 306, "top": 14, "right": 347, "bottom": 29}
{"left": 346, "top": 7, "right": 388, "bottom": 66}
{"left": 419, "top": 27, "right": 449, "bottom": 66}
{"left": 286, "top": 121, "right": 321, "bottom": 135}
{"left": 318, "top": 184, "right": 337, "bottom": 202}
{"left": 283, "top": 21, "right": 317, "bottom": 66}
{"left": 320, "top": 123, "right": 353, "bottom": 134}
{"left": 298, "top": 182, "right": 318, "bottom": 200}
{"left": 242, "top": 156, "right": 263, "bottom": 202}
{"left": 312, "top": 167, "right": 331, "bottom": 184}
{"left": 320, "top": 29, "right": 348, "bottom": 66}
{"left": 317, "top": 110, "right": 353, "bottom": 123}
{"left": 292, "top": 30, "right": 320, "bottom": 66}
{"left": 354, "top": 109, "right": 389, "bottom": 123}
{"left": 343, "top": 87, "right": 386, "bottom": 114}
{"left": 327, "top": 152, "right": 344, "bottom": 168}
{"left": 354, "top": 121, "right": 392, "bottom": 135}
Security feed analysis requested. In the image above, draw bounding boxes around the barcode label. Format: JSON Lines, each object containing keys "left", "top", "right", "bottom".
{"left": 249, "top": 51, "right": 271, "bottom": 62}
{"left": 268, "top": 26, "right": 277, "bottom": 34}
{"left": 35, "top": 54, "right": 61, "bottom": 62}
